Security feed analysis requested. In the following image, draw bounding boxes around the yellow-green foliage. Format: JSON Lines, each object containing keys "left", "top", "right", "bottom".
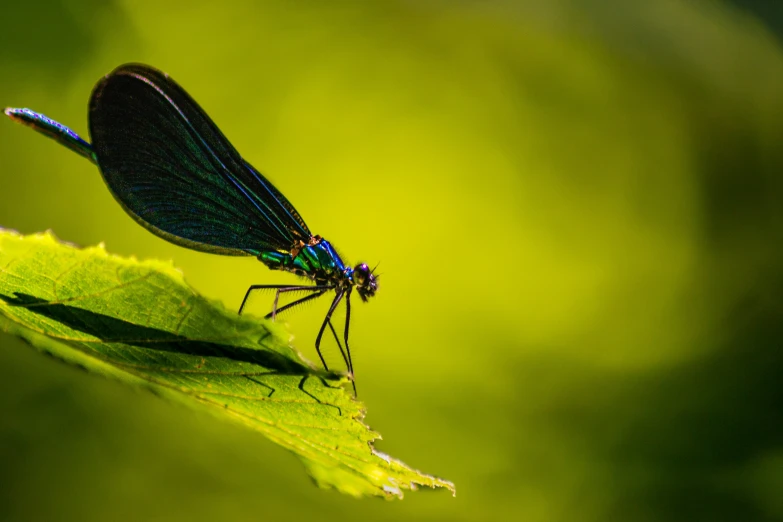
{"left": 1, "top": 0, "right": 782, "bottom": 521}
{"left": 0, "top": 229, "right": 454, "bottom": 498}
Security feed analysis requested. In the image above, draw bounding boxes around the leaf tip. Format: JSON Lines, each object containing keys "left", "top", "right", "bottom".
{"left": 370, "top": 448, "right": 456, "bottom": 498}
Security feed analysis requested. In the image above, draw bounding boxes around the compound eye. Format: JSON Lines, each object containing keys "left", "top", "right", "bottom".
{"left": 353, "top": 263, "right": 370, "bottom": 285}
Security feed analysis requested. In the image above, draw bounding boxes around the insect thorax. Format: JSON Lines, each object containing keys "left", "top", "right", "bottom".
{"left": 258, "top": 239, "right": 348, "bottom": 284}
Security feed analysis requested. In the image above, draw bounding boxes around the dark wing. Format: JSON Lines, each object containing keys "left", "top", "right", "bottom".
{"left": 88, "top": 63, "right": 311, "bottom": 256}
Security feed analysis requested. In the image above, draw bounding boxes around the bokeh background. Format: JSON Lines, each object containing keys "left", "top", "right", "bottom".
{"left": 1, "top": 0, "right": 782, "bottom": 520}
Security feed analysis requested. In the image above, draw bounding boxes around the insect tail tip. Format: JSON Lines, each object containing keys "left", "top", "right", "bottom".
{"left": 4, "top": 107, "right": 26, "bottom": 123}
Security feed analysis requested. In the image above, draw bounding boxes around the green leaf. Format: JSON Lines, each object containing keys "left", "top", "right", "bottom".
{"left": 0, "top": 228, "right": 454, "bottom": 499}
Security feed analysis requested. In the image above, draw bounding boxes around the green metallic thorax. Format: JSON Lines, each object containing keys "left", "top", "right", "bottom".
{"left": 258, "top": 240, "right": 349, "bottom": 285}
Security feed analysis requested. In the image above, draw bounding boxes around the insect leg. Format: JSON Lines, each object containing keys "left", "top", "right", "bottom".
{"left": 342, "top": 287, "right": 357, "bottom": 396}
{"left": 239, "top": 284, "right": 330, "bottom": 315}
{"left": 270, "top": 285, "right": 328, "bottom": 318}
{"left": 265, "top": 288, "right": 329, "bottom": 319}
{"left": 314, "top": 290, "right": 345, "bottom": 371}
{"left": 327, "top": 319, "right": 351, "bottom": 381}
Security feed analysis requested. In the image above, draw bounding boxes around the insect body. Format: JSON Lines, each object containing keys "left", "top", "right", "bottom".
{"left": 5, "top": 63, "right": 377, "bottom": 394}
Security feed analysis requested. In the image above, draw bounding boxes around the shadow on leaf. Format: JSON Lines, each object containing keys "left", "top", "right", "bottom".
{"left": 0, "top": 291, "right": 320, "bottom": 377}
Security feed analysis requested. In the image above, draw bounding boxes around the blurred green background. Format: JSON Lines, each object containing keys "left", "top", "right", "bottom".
{"left": 1, "top": 0, "right": 782, "bottom": 520}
